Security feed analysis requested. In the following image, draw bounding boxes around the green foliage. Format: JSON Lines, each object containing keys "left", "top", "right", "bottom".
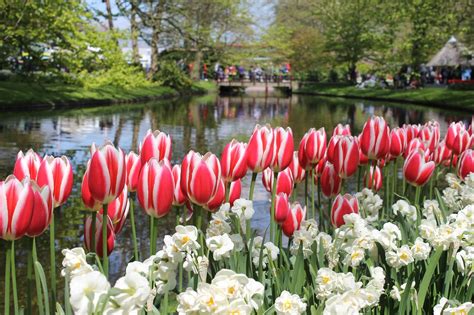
{"left": 154, "top": 61, "right": 193, "bottom": 91}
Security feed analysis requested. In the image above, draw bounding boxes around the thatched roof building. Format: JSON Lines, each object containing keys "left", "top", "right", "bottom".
{"left": 427, "top": 36, "right": 473, "bottom": 67}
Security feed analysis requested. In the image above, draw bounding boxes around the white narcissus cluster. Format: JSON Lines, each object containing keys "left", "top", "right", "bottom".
{"left": 433, "top": 297, "right": 474, "bottom": 315}
{"left": 443, "top": 173, "right": 474, "bottom": 211}
{"left": 290, "top": 219, "right": 332, "bottom": 259}
{"left": 231, "top": 198, "right": 255, "bottom": 230}
{"left": 392, "top": 199, "right": 417, "bottom": 221}
{"left": 176, "top": 269, "right": 264, "bottom": 314}
{"left": 355, "top": 188, "right": 383, "bottom": 223}
{"left": 274, "top": 291, "right": 306, "bottom": 315}
{"left": 250, "top": 236, "right": 279, "bottom": 268}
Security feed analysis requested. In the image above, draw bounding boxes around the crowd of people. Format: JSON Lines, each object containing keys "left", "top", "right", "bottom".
{"left": 213, "top": 63, "right": 292, "bottom": 82}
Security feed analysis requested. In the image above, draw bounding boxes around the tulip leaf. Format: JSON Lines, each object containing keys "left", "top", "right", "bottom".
{"left": 418, "top": 247, "right": 443, "bottom": 312}
{"left": 34, "top": 261, "right": 50, "bottom": 315}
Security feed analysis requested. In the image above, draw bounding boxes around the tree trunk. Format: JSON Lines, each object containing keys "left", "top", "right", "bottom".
{"left": 349, "top": 64, "right": 357, "bottom": 83}
{"left": 192, "top": 49, "right": 203, "bottom": 80}
{"left": 104, "top": 0, "right": 114, "bottom": 31}
{"left": 131, "top": 10, "right": 140, "bottom": 64}
{"left": 148, "top": 26, "right": 160, "bottom": 79}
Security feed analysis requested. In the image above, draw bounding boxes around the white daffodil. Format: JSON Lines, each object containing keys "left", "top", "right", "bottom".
{"left": 411, "top": 237, "right": 431, "bottom": 261}
{"left": 173, "top": 225, "right": 200, "bottom": 252}
{"left": 177, "top": 288, "right": 198, "bottom": 314}
{"left": 290, "top": 229, "right": 314, "bottom": 258}
{"left": 434, "top": 297, "right": 474, "bottom": 315}
{"left": 206, "top": 234, "right": 234, "bottom": 261}
{"left": 112, "top": 271, "right": 150, "bottom": 311}
{"left": 70, "top": 270, "right": 110, "bottom": 315}
{"left": 61, "top": 248, "right": 93, "bottom": 278}
{"left": 206, "top": 216, "right": 232, "bottom": 237}
{"left": 195, "top": 283, "right": 228, "bottom": 313}
{"left": 343, "top": 246, "right": 365, "bottom": 267}
{"left": 217, "top": 298, "right": 253, "bottom": 315}
{"left": 315, "top": 268, "right": 337, "bottom": 299}
{"left": 323, "top": 291, "right": 361, "bottom": 315}
{"left": 244, "top": 278, "right": 265, "bottom": 310}
{"left": 456, "top": 247, "right": 474, "bottom": 275}
{"left": 386, "top": 245, "right": 414, "bottom": 268}
{"left": 231, "top": 199, "right": 254, "bottom": 220}
{"left": 274, "top": 291, "right": 307, "bottom": 315}
{"left": 300, "top": 219, "right": 319, "bottom": 238}
{"left": 392, "top": 199, "right": 417, "bottom": 221}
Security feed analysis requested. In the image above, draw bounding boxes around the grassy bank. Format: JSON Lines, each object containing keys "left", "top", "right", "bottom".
{"left": 296, "top": 83, "right": 474, "bottom": 111}
{"left": 0, "top": 80, "right": 217, "bottom": 110}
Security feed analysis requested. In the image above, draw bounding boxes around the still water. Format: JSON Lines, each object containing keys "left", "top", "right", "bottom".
{"left": 0, "top": 93, "right": 471, "bottom": 308}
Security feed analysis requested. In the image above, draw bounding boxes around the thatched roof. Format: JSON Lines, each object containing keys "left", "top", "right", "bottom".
{"left": 427, "top": 36, "right": 473, "bottom": 67}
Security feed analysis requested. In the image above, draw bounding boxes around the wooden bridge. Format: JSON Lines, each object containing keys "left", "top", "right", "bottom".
{"left": 217, "top": 79, "right": 296, "bottom": 95}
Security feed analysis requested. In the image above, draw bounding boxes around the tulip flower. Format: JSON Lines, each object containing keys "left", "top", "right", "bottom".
{"left": 315, "top": 155, "right": 327, "bottom": 177}
{"left": 221, "top": 139, "right": 248, "bottom": 182}
{"left": 125, "top": 151, "right": 141, "bottom": 192}
{"left": 364, "top": 165, "right": 382, "bottom": 191}
{"left": 326, "top": 135, "right": 342, "bottom": 164}
{"left": 228, "top": 180, "right": 241, "bottom": 206}
{"left": 274, "top": 193, "right": 290, "bottom": 224}
{"left": 457, "top": 149, "right": 474, "bottom": 179}
{"left": 451, "top": 129, "right": 471, "bottom": 155}
{"left": 390, "top": 127, "right": 407, "bottom": 157}
{"left": 0, "top": 176, "right": 34, "bottom": 240}
{"left": 137, "top": 159, "right": 174, "bottom": 218}
{"left": 403, "top": 150, "right": 435, "bottom": 187}
{"left": 445, "top": 121, "right": 465, "bottom": 150}
{"left": 262, "top": 167, "right": 294, "bottom": 196}
{"left": 247, "top": 124, "right": 274, "bottom": 173}
{"left": 26, "top": 183, "right": 53, "bottom": 237}
{"left": 84, "top": 214, "right": 115, "bottom": 258}
{"left": 320, "top": 162, "right": 342, "bottom": 198}
{"left": 332, "top": 136, "right": 360, "bottom": 178}
{"left": 181, "top": 151, "right": 221, "bottom": 206}
{"left": 298, "top": 127, "right": 326, "bottom": 169}
{"left": 281, "top": 202, "right": 305, "bottom": 237}
{"left": 139, "top": 129, "right": 172, "bottom": 165}
{"left": 100, "top": 186, "right": 129, "bottom": 234}
{"left": 205, "top": 180, "right": 225, "bottom": 212}
{"left": 36, "top": 155, "right": 73, "bottom": 208}
{"left": 332, "top": 123, "right": 351, "bottom": 136}
{"left": 81, "top": 160, "right": 101, "bottom": 211}
{"left": 289, "top": 152, "right": 306, "bottom": 183}
{"left": 172, "top": 165, "right": 186, "bottom": 206}
{"left": 13, "top": 149, "right": 42, "bottom": 181}
{"left": 419, "top": 121, "right": 440, "bottom": 152}
{"left": 403, "top": 124, "right": 421, "bottom": 144}
{"left": 331, "top": 194, "right": 359, "bottom": 227}
{"left": 87, "top": 142, "right": 126, "bottom": 205}
{"left": 271, "top": 127, "right": 294, "bottom": 172}
{"left": 404, "top": 138, "right": 426, "bottom": 159}
{"left": 359, "top": 116, "right": 390, "bottom": 160}
{"left": 433, "top": 140, "right": 452, "bottom": 166}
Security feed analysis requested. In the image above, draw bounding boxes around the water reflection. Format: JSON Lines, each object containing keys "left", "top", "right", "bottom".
{"left": 0, "top": 94, "right": 471, "bottom": 308}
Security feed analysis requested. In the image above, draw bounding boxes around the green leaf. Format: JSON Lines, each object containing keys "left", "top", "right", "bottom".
{"left": 34, "top": 261, "right": 50, "bottom": 315}
{"left": 418, "top": 247, "right": 444, "bottom": 312}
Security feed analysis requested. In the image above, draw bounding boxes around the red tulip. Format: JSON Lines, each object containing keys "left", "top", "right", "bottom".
{"left": 359, "top": 116, "right": 390, "bottom": 160}
{"left": 228, "top": 180, "right": 241, "bottom": 206}
{"left": 137, "top": 158, "right": 174, "bottom": 218}
{"left": 433, "top": 140, "right": 452, "bottom": 166}
{"left": 36, "top": 155, "right": 73, "bottom": 208}
{"left": 289, "top": 152, "right": 306, "bottom": 183}
{"left": 298, "top": 127, "right": 326, "bottom": 169}
{"left": 332, "top": 123, "right": 351, "bottom": 136}
{"left": 139, "top": 129, "right": 172, "bottom": 165}
{"left": 457, "top": 149, "right": 474, "bottom": 179}
{"left": 419, "top": 121, "right": 440, "bottom": 152}
{"left": 331, "top": 194, "right": 359, "bottom": 227}
{"left": 84, "top": 214, "right": 115, "bottom": 257}
{"left": 88, "top": 142, "right": 126, "bottom": 204}
{"left": 445, "top": 122, "right": 465, "bottom": 150}
{"left": 221, "top": 139, "right": 248, "bottom": 182}
{"left": 181, "top": 151, "right": 221, "bottom": 206}
{"left": 172, "top": 165, "right": 186, "bottom": 206}
{"left": 390, "top": 127, "right": 407, "bottom": 157}
{"left": 403, "top": 150, "right": 435, "bottom": 186}
{"left": 275, "top": 192, "right": 290, "bottom": 224}
{"left": 403, "top": 124, "right": 421, "bottom": 144}
{"left": 364, "top": 165, "right": 382, "bottom": 191}
{"left": 205, "top": 179, "right": 224, "bottom": 211}
{"left": 100, "top": 186, "right": 129, "bottom": 234}
{"left": 26, "top": 183, "right": 53, "bottom": 237}
{"left": 315, "top": 155, "right": 327, "bottom": 177}
{"left": 332, "top": 136, "right": 359, "bottom": 178}
{"left": 320, "top": 162, "right": 342, "bottom": 198}
{"left": 282, "top": 202, "right": 305, "bottom": 237}
{"left": 0, "top": 176, "right": 34, "bottom": 240}
{"left": 404, "top": 138, "right": 426, "bottom": 158}
{"left": 452, "top": 129, "right": 471, "bottom": 155}
{"left": 327, "top": 135, "right": 343, "bottom": 164}
{"left": 271, "top": 127, "right": 294, "bottom": 172}
{"left": 81, "top": 160, "right": 101, "bottom": 211}
{"left": 247, "top": 124, "right": 274, "bottom": 173}
{"left": 13, "top": 149, "right": 42, "bottom": 181}
{"left": 126, "top": 151, "right": 141, "bottom": 192}
{"left": 262, "top": 167, "right": 293, "bottom": 196}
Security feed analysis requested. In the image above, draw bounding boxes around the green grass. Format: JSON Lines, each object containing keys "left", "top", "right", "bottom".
{"left": 0, "top": 80, "right": 215, "bottom": 108}
{"left": 296, "top": 83, "right": 474, "bottom": 110}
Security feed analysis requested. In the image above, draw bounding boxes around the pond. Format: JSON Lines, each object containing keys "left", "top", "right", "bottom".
{"left": 0, "top": 93, "right": 471, "bottom": 308}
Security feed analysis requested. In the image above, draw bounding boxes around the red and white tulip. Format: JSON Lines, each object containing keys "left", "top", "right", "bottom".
{"left": 271, "top": 127, "right": 294, "bottom": 172}
{"left": 403, "top": 150, "right": 435, "bottom": 186}
{"left": 139, "top": 129, "right": 172, "bottom": 165}
{"left": 298, "top": 127, "right": 326, "bottom": 169}
{"left": 125, "top": 151, "right": 141, "bottom": 192}
{"left": 13, "top": 149, "right": 42, "bottom": 181}
{"left": 282, "top": 202, "right": 305, "bottom": 237}
{"left": 359, "top": 116, "right": 390, "bottom": 160}
{"left": 221, "top": 139, "right": 248, "bottom": 182}
{"left": 247, "top": 124, "right": 274, "bottom": 173}
{"left": 332, "top": 136, "right": 360, "bottom": 178}
{"left": 84, "top": 214, "right": 115, "bottom": 257}
{"left": 36, "top": 155, "right": 73, "bottom": 208}
{"left": 331, "top": 194, "right": 359, "bottom": 227}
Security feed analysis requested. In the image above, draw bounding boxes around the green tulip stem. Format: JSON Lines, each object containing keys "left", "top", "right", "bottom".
{"left": 103, "top": 203, "right": 109, "bottom": 277}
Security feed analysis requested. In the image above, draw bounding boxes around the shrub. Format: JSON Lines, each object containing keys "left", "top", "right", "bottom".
{"left": 153, "top": 61, "right": 193, "bottom": 90}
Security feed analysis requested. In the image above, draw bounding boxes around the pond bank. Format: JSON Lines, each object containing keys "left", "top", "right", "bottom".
{"left": 294, "top": 84, "right": 474, "bottom": 112}
{"left": 0, "top": 81, "right": 216, "bottom": 110}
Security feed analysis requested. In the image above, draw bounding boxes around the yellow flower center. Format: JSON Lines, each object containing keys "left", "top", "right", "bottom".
{"left": 283, "top": 300, "right": 293, "bottom": 310}
{"left": 230, "top": 311, "right": 240, "bottom": 315}
{"left": 207, "top": 297, "right": 215, "bottom": 306}
{"left": 351, "top": 251, "right": 361, "bottom": 260}
{"left": 228, "top": 287, "right": 235, "bottom": 295}
{"left": 322, "top": 275, "right": 331, "bottom": 284}
{"left": 72, "top": 262, "right": 81, "bottom": 270}
{"left": 182, "top": 235, "right": 190, "bottom": 244}
{"left": 400, "top": 252, "right": 409, "bottom": 261}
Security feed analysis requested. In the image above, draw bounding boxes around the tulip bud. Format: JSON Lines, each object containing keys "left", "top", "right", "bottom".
{"left": 452, "top": 129, "right": 471, "bottom": 155}
{"left": 247, "top": 124, "right": 274, "bottom": 173}
{"left": 364, "top": 166, "right": 382, "bottom": 191}
{"left": 262, "top": 167, "right": 293, "bottom": 196}
{"left": 274, "top": 192, "right": 290, "bottom": 224}
{"left": 433, "top": 140, "right": 452, "bottom": 166}
{"left": 332, "top": 124, "right": 351, "bottom": 137}
{"left": 100, "top": 186, "right": 129, "bottom": 234}
{"left": 221, "top": 139, "right": 248, "bottom": 182}
{"left": 360, "top": 116, "right": 390, "bottom": 160}
{"left": 315, "top": 155, "right": 327, "bottom": 177}
{"left": 457, "top": 149, "right": 474, "bottom": 179}
{"left": 320, "top": 162, "right": 342, "bottom": 198}
{"left": 0, "top": 176, "right": 34, "bottom": 240}
{"left": 326, "top": 135, "right": 342, "bottom": 164}
{"left": 81, "top": 160, "right": 101, "bottom": 211}
{"left": 13, "top": 149, "right": 42, "bottom": 181}
{"left": 403, "top": 124, "right": 421, "bottom": 144}
{"left": 404, "top": 138, "right": 426, "bottom": 159}
{"left": 137, "top": 159, "right": 174, "bottom": 218}
{"left": 271, "top": 127, "right": 294, "bottom": 172}
{"left": 390, "top": 127, "right": 407, "bottom": 157}
{"left": 445, "top": 122, "right": 465, "bottom": 151}
{"left": 205, "top": 179, "right": 225, "bottom": 212}
{"left": 282, "top": 202, "right": 305, "bottom": 237}
{"left": 332, "top": 136, "right": 360, "bottom": 178}
{"left": 36, "top": 155, "right": 73, "bottom": 208}
{"left": 139, "top": 129, "right": 172, "bottom": 165}
{"left": 298, "top": 127, "right": 326, "bottom": 169}
{"left": 172, "top": 165, "right": 186, "bottom": 206}
{"left": 26, "top": 183, "right": 53, "bottom": 237}
{"left": 84, "top": 214, "right": 115, "bottom": 257}
{"left": 289, "top": 152, "right": 306, "bottom": 183}
{"left": 88, "top": 142, "right": 126, "bottom": 204}
{"left": 419, "top": 121, "right": 440, "bottom": 152}
{"left": 331, "top": 194, "right": 359, "bottom": 227}
{"left": 403, "top": 150, "right": 435, "bottom": 187}
{"left": 126, "top": 151, "right": 141, "bottom": 192}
